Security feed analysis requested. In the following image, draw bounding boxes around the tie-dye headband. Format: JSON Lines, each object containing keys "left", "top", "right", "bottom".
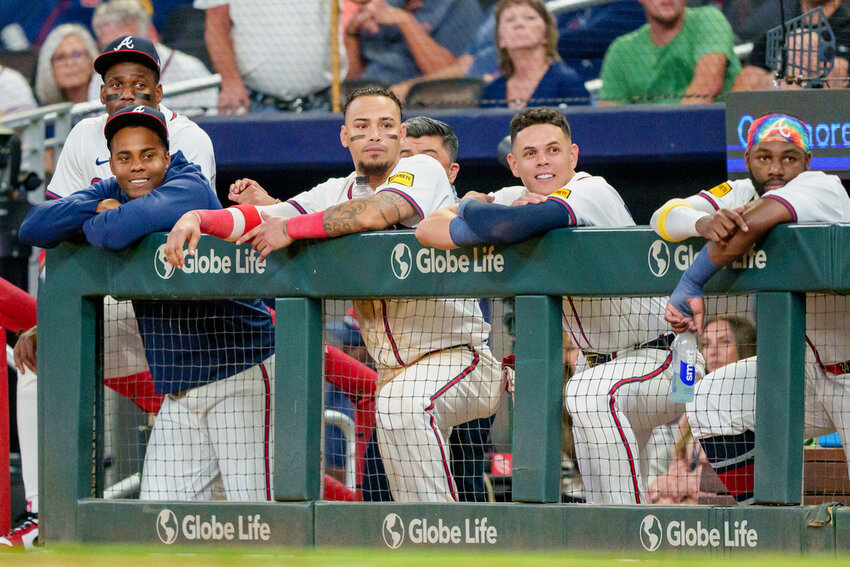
{"left": 747, "top": 113, "right": 811, "bottom": 153}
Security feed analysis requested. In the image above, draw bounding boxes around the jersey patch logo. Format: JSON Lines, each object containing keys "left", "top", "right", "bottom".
{"left": 550, "top": 188, "right": 571, "bottom": 200}
{"left": 95, "top": 157, "right": 109, "bottom": 165}
{"left": 388, "top": 172, "right": 414, "bottom": 187}
{"left": 708, "top": 182, "right": 732, "bottom": 198}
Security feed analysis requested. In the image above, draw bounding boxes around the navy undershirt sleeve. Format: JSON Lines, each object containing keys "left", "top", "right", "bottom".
{"left": 450, "top": 198, "right": 575, "bottom": 246}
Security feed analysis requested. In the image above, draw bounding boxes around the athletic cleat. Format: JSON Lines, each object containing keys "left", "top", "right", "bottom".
{"left": 0, "top": 512, "right": 39, "bottom": 550}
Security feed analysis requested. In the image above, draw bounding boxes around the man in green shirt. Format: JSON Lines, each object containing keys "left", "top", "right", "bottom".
{"left": 599, "top": 0, "right": 741, "bottom": 105}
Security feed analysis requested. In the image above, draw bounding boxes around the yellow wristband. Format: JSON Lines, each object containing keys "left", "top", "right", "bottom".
{"left": 656, "top": 199, "right": 694, "bottom": 242}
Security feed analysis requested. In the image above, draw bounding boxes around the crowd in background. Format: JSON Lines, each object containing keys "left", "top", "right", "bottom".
{"left": 0, "top": 0, "right": 848, "bottom": 119}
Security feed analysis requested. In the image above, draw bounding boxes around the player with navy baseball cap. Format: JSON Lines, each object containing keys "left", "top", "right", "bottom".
{"left": 105, "top": 104, "right": 168, "bottom": 149}
{"left": 2, "top": 36, "right": 217, "bottom": 547}
{"left": 19, "top": 85, "right": 279, "bottom": 507}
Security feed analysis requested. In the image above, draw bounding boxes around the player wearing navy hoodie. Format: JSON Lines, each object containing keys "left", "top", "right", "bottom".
{"left": 19, "top": 105, "right": 275, "bottom": 502}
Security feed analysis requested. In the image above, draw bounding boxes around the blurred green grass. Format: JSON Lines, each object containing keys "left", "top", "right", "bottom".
{"left": 1, "top": 546, "right": 850, "bottom": 567}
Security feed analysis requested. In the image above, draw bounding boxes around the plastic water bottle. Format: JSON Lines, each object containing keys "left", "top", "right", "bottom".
{"left": 669, "top": 331, "right": 697, "bottom": 403}
{"left": 351, "top": 175, "right": 372, "bottom": 199}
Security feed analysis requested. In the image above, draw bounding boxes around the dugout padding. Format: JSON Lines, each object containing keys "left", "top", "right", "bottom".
{"left": 38, "top": 226, "right": 848, "bottom": 551}
{"left": 76, "top": 501, "right": 313, "bottom": 546}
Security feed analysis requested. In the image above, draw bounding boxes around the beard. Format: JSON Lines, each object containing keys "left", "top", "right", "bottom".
{"left": 749, "top": 172, "right": 767, "bottom": 196}
{"left": 749, "top": 172, "right": 789, "bottom": 196}
{"left": 358, "top": 160, "right": 392, "bottom": 177}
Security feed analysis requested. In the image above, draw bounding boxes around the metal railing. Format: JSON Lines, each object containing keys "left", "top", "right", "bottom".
{"left": 323, "top": 409, "right": 356, "bottom": 492}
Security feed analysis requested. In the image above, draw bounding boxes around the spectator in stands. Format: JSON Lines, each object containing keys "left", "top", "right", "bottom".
{"left": 389, "top": 1, "right": 642, "bottom": 106}
{"left": 89, "top": 0, "right": 218, "bottom": 116}
{"left": 387, "top": 3, "right": 499, "bottom": 103}
{"left": 730, "top": 0, "right": 800, "bottom": 42}
{"left": 0, "top": 64, "right": 37, "bottom": 116}
{"left": 733, "top": 0, "right": 849, "bottom": 91}
{"left": 599, "top": 0, "right": 740, "bottom": 105}
{"left": 35, "top": 24, "right": 98, "bottom": 105}
{"left": 344, "top": 0, "right": 483, "bottom": 85}
{"left": 647, "top": 315, "right": 756, "bottom": 504}
{"left": 480, "top": 0, "right": 589, "bottom": 108}
{"left": 195, "top": 0, "right": 346, "bottom": 114}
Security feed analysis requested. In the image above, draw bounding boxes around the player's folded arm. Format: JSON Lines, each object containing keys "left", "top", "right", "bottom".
{"left": 706, "top": 198, "right": 792, "bottom": 266}
{"left": 18, "top": 190, "right": 102, "bottom": 248}
{"left": 651, "top": 198, "right": 709, "bottom": 242}
{"left": 316, "top": 190, "right": 418, "bottom": 238}
{"left": 670, "top": 198, "right": 794, "bottom": 315}
{"left": 415, "top": 205, "right": 461, "bottom": 249}
{"left": 450, "top": 198, "right": 574, "bottom": 246}
{"left": 84, "top": 181, "right": 219, "bottom": 250}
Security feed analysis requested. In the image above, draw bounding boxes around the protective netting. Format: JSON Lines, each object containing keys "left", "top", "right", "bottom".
{"left": 320, "top": 298, "right": 512, "bottom": 503}
{"left": 92, "top": 291, "right": 850, "bottom": 505}
{"left": 97, "top": 296, "right": 274, "bottom": 502}
{"left": 4, "top": 1, "right": 849, "bottom": 117}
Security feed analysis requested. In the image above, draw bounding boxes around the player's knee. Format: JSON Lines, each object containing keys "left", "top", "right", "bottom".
{"left": 564, "top": 378, "right": 607, "bottom": 417}
{"left": 17, "top": 370, "right": 37, "bottom": 390}
{"left": 376, "top": 394, "right": 426, "bottom": 433}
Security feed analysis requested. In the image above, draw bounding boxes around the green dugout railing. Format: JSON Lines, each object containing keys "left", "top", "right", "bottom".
{"left": 37, "top": 224, "right": 850, "bottom": 551}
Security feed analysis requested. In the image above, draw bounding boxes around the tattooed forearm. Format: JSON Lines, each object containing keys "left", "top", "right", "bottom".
{"left": 322, "top": 191, "right": 418, "bottom": 235}
{"left": 375, "top": 191, "right": 419, "bottom": 226}
{"left": 323, "top": 199, "right": 369, "bottom": 235}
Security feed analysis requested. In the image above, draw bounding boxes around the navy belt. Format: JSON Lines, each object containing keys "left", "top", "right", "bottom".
{"left": 583, "top": 333, "right": 675, "bottom": 369}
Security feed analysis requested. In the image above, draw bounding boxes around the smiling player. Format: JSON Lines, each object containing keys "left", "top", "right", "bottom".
{"left": 19, "top": 105, "right": 275, "bottom": 504}
{"left": 46, "top": 34, "right": 214, "bottom": 199}
{"left": 417, "top": 107, "right": 697, "bottom": 505}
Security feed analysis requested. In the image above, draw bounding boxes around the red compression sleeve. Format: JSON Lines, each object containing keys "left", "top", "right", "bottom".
{"left": 194, "top": 209, "right": 233, "bottom": 239}
{"left": 324, "top": 343, "right": 376, "bottom": 397}
{"left": 0, "top": 278, "right": 36, "bottom": 332}
{"left": 194, "top": 204, "right": 263, "bottom": 242}
{"left": 286, "top": 211, "right": 328, "bottom": 239}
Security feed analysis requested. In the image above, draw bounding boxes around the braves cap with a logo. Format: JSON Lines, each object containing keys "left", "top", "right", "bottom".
{"left": 105, "top": 105, "right": 169, "bottom": 147}
{"left": 94, "top": 35, "right": 161, "bottom": 80}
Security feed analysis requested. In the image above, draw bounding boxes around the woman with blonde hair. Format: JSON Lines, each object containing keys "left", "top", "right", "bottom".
{"left": 481, "top": 0, "right": 588, "bottom": 108}
{"left": 35, "top": 24, "right": 99, "bottom": 105}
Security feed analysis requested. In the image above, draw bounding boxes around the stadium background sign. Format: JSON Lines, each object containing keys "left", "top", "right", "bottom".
{"left": 726, "top": 90, "right": 850, "bottom": 180}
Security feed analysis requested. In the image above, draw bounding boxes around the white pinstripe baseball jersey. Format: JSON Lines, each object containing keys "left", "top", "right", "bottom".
{"left": 284, "top": 154, "right": 491, "bottom": 369}
{"left": 489, "top": 172, "right": 668, "bottom": 353}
